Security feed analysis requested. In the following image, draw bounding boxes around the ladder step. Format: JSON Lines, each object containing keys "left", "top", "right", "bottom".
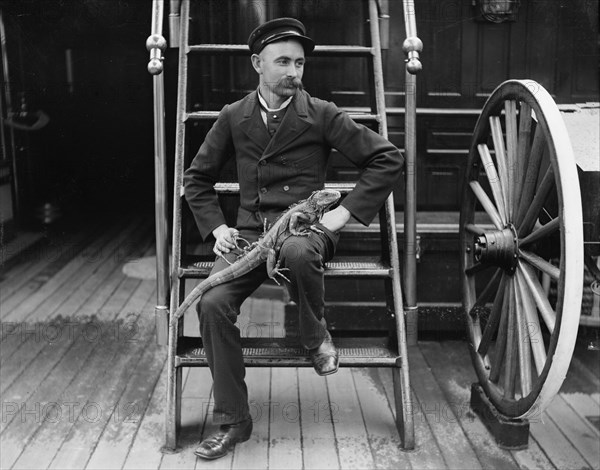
{"left": 187, "top": 44, "right": 373, "bottom": 57}
{"left": 210, "top": 181, "right": 356, "bottom": 195}
{"left": 185, "top": 111, "right": 379, "bottom": 122}
{"left": 179, "top": 256, "right": 392, "bottom": 279}
{"left": 176, "top": 336, "right": 400, "bottom": 368}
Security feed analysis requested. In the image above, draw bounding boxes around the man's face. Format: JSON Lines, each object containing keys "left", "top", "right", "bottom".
{"left": 252, "top": 39, "right": 305, "bottom": 103}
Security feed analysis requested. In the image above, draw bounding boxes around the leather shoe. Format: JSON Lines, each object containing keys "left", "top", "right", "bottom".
{"left": 194, "top": 418, "right": 253, "bottom": 460}
{"left": 309, "top": 330, "right": 339, "bottom": 376}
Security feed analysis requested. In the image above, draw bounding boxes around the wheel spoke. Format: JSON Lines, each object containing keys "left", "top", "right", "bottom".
{"left": 489, "top": 117, "right": 510, "bottom": 222}
{"left": 465, "top": 223, "right": 488, "bottom": 236}
{"left": 519, "top": 217, "right": 559, "bottom": 246}
{"left": 515, "top": 102, "right": 532, "bottom": 216}
{"left": 518, "top": 166, "right": 554, "bottom": 237}
{"left": 469, "top": 180, "right": 503, "bottom": 231}
{"left": 513, "top": 276, "right": 533, "bottom": 396}
{"left": 503, "top": 278, "right": 518, "bottom": 398}
{"left": 519, "top": 262, "right": 556, "bottom": 333}
{"left": 489, "top": 280, "right": 510, "bottom": 383}
{"left": 478, "top": 273, "right": 507, "bottom": 356}
{"left": 519, "top": 249, "right": 560, "bottom": 280}
{"left": 515, "top": 126, "right": 546, "bottom": 225}
{"left": 478, "top": 143, "right": 507, "bottom": 225}
{"left": 515, "top": 268, "right": 547, "bottom": 376}
{"left": 465, "top": 262, "right": 492, "bottom": 277}
{"left": 505, "top": 101, "right": 518, "bottom": 221}
{"left": 474, "top": 268, "right": 502, "bottom": 308}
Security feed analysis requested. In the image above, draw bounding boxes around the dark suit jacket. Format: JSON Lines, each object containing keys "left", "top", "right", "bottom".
{"left": 184, "top": 89, "right": 404, "bottom": 240}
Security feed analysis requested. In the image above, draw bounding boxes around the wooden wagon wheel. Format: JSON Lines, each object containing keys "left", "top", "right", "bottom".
{"left": 460, "top": 80, "right": 584, "bottom": 418}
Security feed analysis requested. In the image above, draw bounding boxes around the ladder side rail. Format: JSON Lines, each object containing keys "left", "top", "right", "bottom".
{"left": 370, "top": 0, "right": 415, "bottom": 449}
{"left": 168, "top": 0, "right": 181, "bottom": 48}
{"left": 147, "top": 0, "right": 170, "bottom": 345}
{"left": 401, "top": 0, "right": 423, "bottom": 345}
{"left": 165, "top": 0, "right": 191, "bottom": 452}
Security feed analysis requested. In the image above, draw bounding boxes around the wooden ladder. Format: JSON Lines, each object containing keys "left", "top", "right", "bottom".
{"left": 164, "top": 0, "right": 415, "bottom": 452}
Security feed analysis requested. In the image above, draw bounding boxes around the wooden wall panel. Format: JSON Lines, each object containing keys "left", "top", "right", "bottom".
{"left": 187, "top": 0, "right": 598, "bottom": 212}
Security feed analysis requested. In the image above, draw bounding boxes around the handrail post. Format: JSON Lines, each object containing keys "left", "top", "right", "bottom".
{"left": 402, "top": 0, "right": 422, "bottom": 345}
{"left": 147, "top": 0, "right": 170, "bottom": 345}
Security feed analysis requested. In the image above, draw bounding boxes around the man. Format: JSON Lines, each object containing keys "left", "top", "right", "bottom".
{"left": 184, "top": 18, "right": 404, "bottom": 460}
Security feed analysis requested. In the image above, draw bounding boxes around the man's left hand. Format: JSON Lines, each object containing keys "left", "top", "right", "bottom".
{"left": 319, "top": 205, "right": 351, "bottom": 233}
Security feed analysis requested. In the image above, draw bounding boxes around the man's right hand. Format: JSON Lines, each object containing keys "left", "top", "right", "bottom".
{"left": 212, "top": 224, "right": 239, "bottom": 257}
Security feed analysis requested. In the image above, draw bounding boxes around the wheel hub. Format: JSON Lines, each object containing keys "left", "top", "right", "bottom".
{"left": 473, "top": 225, "right": 518, "bottom": 273}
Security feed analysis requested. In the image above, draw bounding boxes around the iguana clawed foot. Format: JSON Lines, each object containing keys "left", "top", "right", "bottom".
{"left": 268, "top": 261, "right": 291, "bottom": 285}
{"left": 309, "top": 224, "right": 324, "bottom": 234}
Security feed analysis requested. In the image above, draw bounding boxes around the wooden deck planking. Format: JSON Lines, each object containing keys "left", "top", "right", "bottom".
{"left": 29, "top": 220, "right": 153, "bottom": 323}
{"left": 2, "top": 221, "right": 599, "bottom": 470}
{"left": 0, "top": 219, "right": 129, "bottom": 322}
{"left": 23, "top": 219, "right": 145, "bottom": 323}
{"left": 0, "top": 219, "right": 104, "bottom": 302}
{"left": 0, "top": 332, "right": 51, "bottom": 396}
{"left": 419, "top": 340, "right": 580, "bottom": 470}
{"left": 529, "top": 412, "right": 591, "bottom": 470}
{"left": 181, "top": 368, "right": 217, "bottom": 470}
{"left": 46, "top": 289, "right": 156, "bottom": 470}
{"left": 378, "top": 366, "right": 447, "bottom": 470}
{"left": 5, "top": 279, "right": 156, "bottom": 470}
{"left": 121, "top": 359, "right": 169, "bottom": 470}
{"left": 7, "top": 343, "right": 123, "bottom": 469}
{"left": 419, "top": 341, "right": 521, "bottom": 469}
{"left": 297, "top": 367, "right": 340, "bottom": 469}
{"left": 0, "top": 324, "right": 37, "bottom": 363}
{"left": 0, "top": 329, "right": 85, "bottom": 433}
{"left": 159, "top": 369, "right": 211, "bottom": 470}
{"left": 84, "top": 320, "right": 166, "bottom": 470}
{"left": 231, "top": 368, "right": 271, "bottom": 470}
{"left": 430, "top": 340, "right": 563, "bottom": 470}
{"left": 350, "top": 368, "right": 411, "bottom": 470}
{"left": 543, "top": 394, "right": 600, "bottom": 468}
{"left": 2, "top": 334, "right": 97, "bottom": 469}
{"left": 408, "top": 346, "right": 483, "bottom": 469}
{"left": 561, "top": 392, "right": 600, "bottom": 434}
{"left": 326, "top": 368, "right": 374, "bottom": 469}
{"left": 267, "top": 367, "right": 303, "bottom": 470}
{"left": 409, "top": 341, "right": 553, "bottom": 469}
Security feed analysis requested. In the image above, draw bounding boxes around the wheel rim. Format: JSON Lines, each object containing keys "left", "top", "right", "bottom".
{"left": 460, "top": 80, "right": 584, "bottom": 418}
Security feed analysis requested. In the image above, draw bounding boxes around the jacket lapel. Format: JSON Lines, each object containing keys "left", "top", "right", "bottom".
{"left": 262, "top": 90, "right": 312, "bottom": 160}
{"left": 238, "top": 91, "right": 270, "bottom": 150}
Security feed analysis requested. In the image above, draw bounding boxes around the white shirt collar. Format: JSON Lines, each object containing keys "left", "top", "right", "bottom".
{"left": 257, "top": 89, "right": 293, "bottom": 112}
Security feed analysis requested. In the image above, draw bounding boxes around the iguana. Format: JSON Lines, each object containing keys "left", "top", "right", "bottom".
{"left": 170, "top": 188, "right": 341, "bottom": 323}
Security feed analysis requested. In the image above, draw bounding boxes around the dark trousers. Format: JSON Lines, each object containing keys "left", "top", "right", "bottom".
{"left": 197, "top": 224, "right": 339, "bottom": 424}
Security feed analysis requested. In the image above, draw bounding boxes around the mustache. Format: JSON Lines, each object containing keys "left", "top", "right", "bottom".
{"left": 278, "top": 77, "right": 303, "bottom": 89}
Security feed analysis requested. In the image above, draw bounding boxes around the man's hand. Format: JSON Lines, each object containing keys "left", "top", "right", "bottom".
{"left": 319, "top": 205, "right": 351, "bottom": 233}
{"left": 212, "top": 224, "right": 239, "bottom": 257}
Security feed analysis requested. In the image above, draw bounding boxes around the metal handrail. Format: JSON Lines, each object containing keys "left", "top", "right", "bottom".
{"left": 147, "top": 0, "right": 170, "bottom": 343}
{"left": 402, "top": 0, "right": 422, "bottom": 343}
{"left": 402, "top": 0, "right": 422, "bottom": 74}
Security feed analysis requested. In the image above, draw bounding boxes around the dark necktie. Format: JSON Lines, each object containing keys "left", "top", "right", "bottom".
{"left": 263, "top": 106, "right": 287, "bottom": 137}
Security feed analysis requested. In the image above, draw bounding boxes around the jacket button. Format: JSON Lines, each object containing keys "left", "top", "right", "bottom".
{"left": 260, "top": 187, "right": 268, "bottom": 193}
{"left": 283, "top": 185, "right": 290, "bottom": 191}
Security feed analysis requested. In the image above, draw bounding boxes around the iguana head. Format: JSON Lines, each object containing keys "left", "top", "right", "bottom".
{"left": 308, "top": 189, "right": 341, "bottom": 213}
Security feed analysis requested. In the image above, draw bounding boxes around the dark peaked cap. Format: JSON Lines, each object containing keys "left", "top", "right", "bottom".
{"left": 248, "top": 18, "right": 315, "bottom": 55}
